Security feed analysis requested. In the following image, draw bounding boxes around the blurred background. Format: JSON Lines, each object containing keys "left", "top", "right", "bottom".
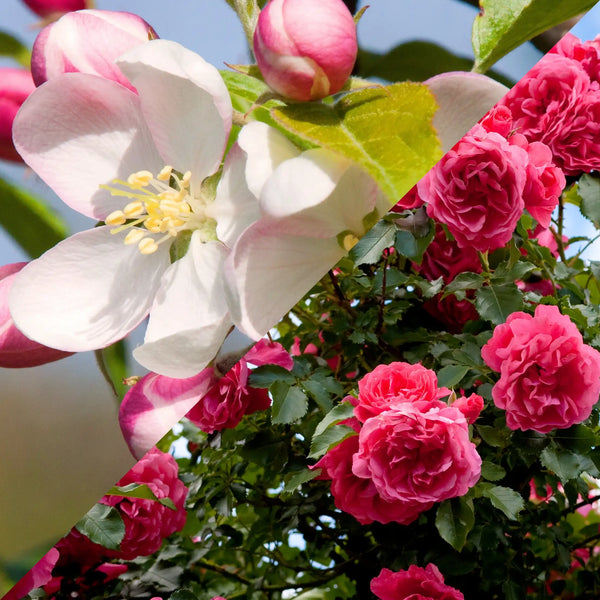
{"left": 1, "top": 0, "right": 599, "bottom": 586}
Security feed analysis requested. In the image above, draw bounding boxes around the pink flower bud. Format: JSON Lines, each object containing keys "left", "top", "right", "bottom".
{"left": 0, "top": 68, "right": 35, "bottom": 163}
{"left": 22, "top": 0, "right": 89, "bottom": 19}
{"left": 0, "top": 262, "right": 72, "bottom": 367}
{"left": 253, "top": 0, "right": 357, "bottom": 101}
{"left": 31, "top": 9, "right": 158, "bottom": 91}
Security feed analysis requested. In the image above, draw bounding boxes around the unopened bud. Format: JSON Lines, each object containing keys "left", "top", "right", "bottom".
{"left": 0, "top": 68, "right": 35, "bottom": 163}
{"left": 253, "top": 0, "right": 357, "bottom": 101}
{"left": 31, "top": 9, "right": 158, "bottom": 91}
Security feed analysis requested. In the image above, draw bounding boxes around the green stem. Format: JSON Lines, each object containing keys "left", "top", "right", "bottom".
{"left": 224, "top": 0, "right": 260, "bottom": 50}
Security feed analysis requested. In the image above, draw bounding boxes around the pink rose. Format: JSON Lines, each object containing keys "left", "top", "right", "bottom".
{"left": 354, "top": 361, "right": 450, "bottom": 423}
{"left": 31, "top": 10, "right": 158, "bottom": 91}
{"left": 0, "top": 262, "right": 72, "bottom": 367}
{"left": 314, "top": 420, "right": 426, "bottom": 525}
{"left": 481, "top": 304, "right": 600, "bottom": 433}
{"left": 500, "top": 51, "right": 600, "bottom": 175}
{"left": 370, "top": 564, "right": 464, "bottom": 600}
{"left": 253, "top": 0, "right": 357, "bottom": 101}
{"left": 0, "top": 68, "right": 35, "bottom": 163}
{"left": 391, "top": 185, "right": 424, "bottom": 211}
{"left": 418, "top": 123, "right": 528, "bottom": 251}
{"left": 452, "top": 392, "right": 484, "bottom": 424}
{"left": 100, "top": 447, "right": 188, "bottom": 560}
{"left": 352, "top": 402, "right": 481, "bottom": 516}
{"left": 552, "top": 33, "right": 600, "bottom": 83}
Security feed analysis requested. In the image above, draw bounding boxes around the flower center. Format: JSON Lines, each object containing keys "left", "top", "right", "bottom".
{"left": 102, "top": 166, "right": 217, "bottom": 255}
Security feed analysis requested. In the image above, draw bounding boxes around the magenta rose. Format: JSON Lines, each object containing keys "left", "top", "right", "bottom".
{"left": 481, "top": 304, "right": 600, "bottom": 433}
{"left": 352, "top": 402, "right": 481, "bottom": 514}
{"left": 418, "top": 123, "right": 528, "bottom": 251}
{"left": 452, "top": 392, "right": 484, "bottom": 424}
{"left": 100, "top": 447, "right": 188, "bottom": 560}
{"left": 354, "top": 361, "right": 450, "bottom": 423}
{"left": 500, "top": 51, "right": 600, "bottom": 175}
{"left": 552, "top": 33, "right": 600, "bottom": 85}
{"left": 370, "top": 564, "right": 464, "bottom": 600}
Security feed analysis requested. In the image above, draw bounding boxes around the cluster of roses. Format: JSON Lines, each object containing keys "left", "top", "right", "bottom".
{"left": 6, "top": 447, "right": 188, "bottom": 599}
{"left": 315, "top": 361, "right": 483, "bottom": 525}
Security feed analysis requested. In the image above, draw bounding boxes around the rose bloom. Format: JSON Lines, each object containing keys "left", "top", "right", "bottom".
{"left": 352, "top": 401, "right": 481, "bottom": 514}
{"left": 418, "top": 122, "right": 528, "bottom": 251}
{"left": 354, "top": 361, "right": 450, "bottom": 423}
{"left": 371, "top": 564, "right": 464, "bottom": 600}
{"left": 481, "top": 304, "right": 600, "bottom": 433}
{"left": 423, "top": 294, "right": 480, "bottom": 334}
{"left": 99, "top": 447, "right": 188, "bottom": 560}
{"left": 500, "top": 50, "right": 600, "bottom": 176}
{"left": 314, "top": 419, "right": 429, "bottom": 525}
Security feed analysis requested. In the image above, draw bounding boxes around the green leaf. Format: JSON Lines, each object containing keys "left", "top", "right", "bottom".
{"left": 349, "top": 220, "right": 395, "bottom": 265}
{"left": 437, "top": 364, "right": 470, "bottom": 389}
{"left": 74, "top": 504, "right": 125, "bottom": 550}
{"left": 282, "top": 468, "right": 322, "bottom": 496}
{"left": 105, "top": 483, "right": 176, "bottom": 510}
{"left": 479, "top": 484, "right": 525, "bottom": 520}
{"left": 358, "top": 41, "right": 515, "bottom": 87}
{"left": 472, "top": 0, "right": 598, "bottom": 73}
{"left": 249, "top": 364, "right": 296, "bottom": 388}
{"left": 475, "top": 283, "right": 524, "bottom": 325}
{"left": 394, "top": 229, "right": 418, "bottom": 258}
{"left": 576, "top": 173, "right": 600, "bottom": 226}
{"left": 313, "top": 402, "right": 356, "bottom": 437}
{"left": 309, "top": 424, "right": 356, "bottom": 460}
{"left": 444, "top": 272, "right": 486, "bottom": 295}
{"left": 271, "top": 82, "right": 442, "bottom": 204}
{"left": 0, "top": 177, "right": 68, "bottom": 258}
{"left": 541, "top": 446, "right": 598, "bottom": 483}
{"left": 435, "top": 496, "right": 475, "bottom": 551}
{"left": 271, "top": 382, "right": 308, "bottom": 424}
{"left": 481, "top": 461, "right": 507, "bottom": 482}
{"left": 476, "top": 424, "right": 511, "bottom": 448}
{"left": 0, "top": 31, "right": 31, "bottom": 67}
{"left": 94, "top": 340, "right": 129, "bottom": 400}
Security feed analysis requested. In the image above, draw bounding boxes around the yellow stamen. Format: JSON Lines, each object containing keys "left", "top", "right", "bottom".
{"left": 123, "top": 201, "right": 145, "bottom": 218}
{"left": 157, "top": 165, "right": 173, "bottom": 181}
{"left": 124, "top": 229, "right": 146, "bottom": 245}
{"left": 139, "top": 238, "right": 159, "bottom": 254}
{"left": 127, "top": 170, "right": 154, "bottom": 187}
{"left": 105, "top": 210, "right": 126, "bottom": 226}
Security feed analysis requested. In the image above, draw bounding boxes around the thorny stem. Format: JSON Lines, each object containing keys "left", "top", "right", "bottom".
{"left": 328, "top": 269, "right": 355, "bottom": 316}
{"left": 556, "top": 195, "right": 568, "bottom": 263}
{"left": 376, "top": 252, "right": 389, "bottom": 335}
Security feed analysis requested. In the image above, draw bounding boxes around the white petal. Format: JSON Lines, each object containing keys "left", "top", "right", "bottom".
{"left": 133, "top": 234, "right": 232, "bottom": 377}
{"left": 226, "top": 221, "right": 345, "bottom": 339}
{"left": 426, "top": 72, "right": 509, "bottom": 152}
{"left": 116, "top": 40, "right": 232, "bottom": 195}
{"left": 13, "top": 73, "right": 163, "bottom": 220}
{"left": 9, "top": 227, "right": 170, "bottom": 351}
{"left": 210, "top": 143, "right": 262, "bottom": 247}
{"left": 261, "top": 149, "right": 380, "bottom": 237}
{"left": 238, "top": 121, "right": 301, "bottom": 198}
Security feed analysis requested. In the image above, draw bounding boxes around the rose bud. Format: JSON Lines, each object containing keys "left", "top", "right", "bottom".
{"left": 253, "top": 0, "right": 357, "bottom": 101}
{"left": 0, "top": 68, "right": 35, "bottom": 163}
{"left": 21, "top": 0, "right": 89, "bottom": 19}
{"left": 0, "top": 263, "right": 72, "bottom": 367}
{"left": 31, "top": 9, "right": 158, "bottom": 91}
